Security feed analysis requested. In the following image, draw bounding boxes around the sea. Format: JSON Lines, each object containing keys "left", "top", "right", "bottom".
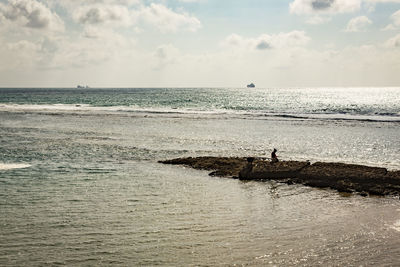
{"left": 0, "top": 87, "right": 400, "bottom": 266}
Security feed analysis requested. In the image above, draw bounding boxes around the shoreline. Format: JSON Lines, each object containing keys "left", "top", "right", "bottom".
{"left": 160, "top": 157, "right": 400, "bottom": 197}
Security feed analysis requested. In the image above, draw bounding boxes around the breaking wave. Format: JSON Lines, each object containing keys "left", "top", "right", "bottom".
{"left": 0, "top": 103, "right": 399, "bottom": 123}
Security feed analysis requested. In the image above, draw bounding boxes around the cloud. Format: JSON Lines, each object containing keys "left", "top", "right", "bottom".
{"left": 382, "top": 23, "right": 396, "bottom": 30}
{"left": 82, "top": 24, "right": 132, "bottom": 39}
{"left": 48, "top": 0, "right": 140, "bottom": 9}
{"left": 153, "top": 44, "right": 180, "bottom": 70}
{"left": 45, "top": 31, "right": 137, "bottom": 70}
{"left": 222, "top": 34, "right": 245, "bottom": 47}
{"left": 256, "top": 40, "right": 272, "bottom": 50}
{"left": 345, "top": 16, "right": 372, "bottom": 32}
{"left": 312, "top": 0, "right": 335, "bottom": 10}
{"left": 290, "top": 0, "right": 361, "bottom": 15}
{"left": 72, "top": 2, "right": 201, "bottom": 33}
{"left": 138, "top": 3, "right": 201, "bottom": 33}
{"left": 385, "top": 33, "right": 400, "bottom": 47}
{"left": 74, "top": 4, "right": 132, "bottom": 26}
{"left": 391, "top": 9, "right": 400, "bottom": 26}
{"left": 2, "top": 33, "right": 400, "bottom": 87}
{"left": 222, "top": 31, "right": 311, "bottom": 51}
{"left": 0, "top": 1, "right": 201, "bottom": 75}
{"left": 381, "top": 9, "right": 400, "bottom": 31}
{"left": 0, "top": 25, "right": 137, "bottom": 72}
{"left": 4, "top": 40, "right": 41, "bottom": 68}
{"left": 0, "top": 37, "right": 62, "bottom": 72}
{"left": 0, "top": 0, "right": 64, "bottom": 31}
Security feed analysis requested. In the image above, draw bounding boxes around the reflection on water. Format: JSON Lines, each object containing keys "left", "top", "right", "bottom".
{"left": 1, "top": 99, "right": 400, "bottom": 265}
{"left": 3, "top": 162, "right": 400, "bottom": 266}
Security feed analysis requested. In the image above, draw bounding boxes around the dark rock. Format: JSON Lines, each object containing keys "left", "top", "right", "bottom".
{"left": 159, "top": 157, "right": 400, "bottom": 197}
{"left": 386, "top": 171, "right": 400, "bottom": 185}
{"left": 247, "top": 157, "right": 255, "bottom": 163}
{"left": 239, "top": 160, "right": 309, "bottom": 180}
{"left": 159, "top": 157, "right": 247, "bottom": 178}
{"left": 368, "top": 186, "right": 386, "bottom": 196}
{"left": 299, "top": 162, "right": 387, "bottom": 184}
{"left": 298, "top": 162, "right": 389, "bottom": 194}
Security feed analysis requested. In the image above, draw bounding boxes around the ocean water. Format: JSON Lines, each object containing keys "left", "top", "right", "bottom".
{"left": 0, "top": 87, "right": 400, "bottom": 266}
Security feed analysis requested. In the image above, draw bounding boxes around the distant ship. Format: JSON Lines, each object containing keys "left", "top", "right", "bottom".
{"left": 247, "top": 83, "right": 255, "bottom": 88}
{"left": 77, "top": 85, "right": 90, "bottom": 88}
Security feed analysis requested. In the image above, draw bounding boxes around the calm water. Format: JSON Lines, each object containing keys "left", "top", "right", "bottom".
{"left": 1, "top": 87, "right": 400, "bottom": 265}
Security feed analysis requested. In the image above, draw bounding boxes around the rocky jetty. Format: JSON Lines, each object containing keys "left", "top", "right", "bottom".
{"left": 160, "top": 157, "right": 248, "bottom": 177}
{"left": 159, "top": 157, "right": 400, "bottom": 197}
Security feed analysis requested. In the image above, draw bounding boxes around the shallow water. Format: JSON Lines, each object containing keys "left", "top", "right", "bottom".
{"left": 1, "top": 88, "right": 400, "bottom": 265}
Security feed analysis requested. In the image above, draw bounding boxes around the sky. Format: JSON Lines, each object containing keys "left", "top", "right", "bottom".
{"left": 0, "top": 0, "right": 400, "bottom": 87}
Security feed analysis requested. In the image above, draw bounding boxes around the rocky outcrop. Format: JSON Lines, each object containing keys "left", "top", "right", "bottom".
{"left": 160, "top": 157, "right": 248, "bottom": 177}
{"left": 296, "top": 162, "right": 388, "bottom": 195}
{"left": 239, "top": 159, "right": 310, "bottom": 180}
{"left": 159, "top": 157, "right": 400, "bottom": 197}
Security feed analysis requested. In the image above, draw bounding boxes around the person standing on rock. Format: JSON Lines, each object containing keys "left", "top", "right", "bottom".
{"left": 271, "top": 148, "right": 279, "bottom": 163}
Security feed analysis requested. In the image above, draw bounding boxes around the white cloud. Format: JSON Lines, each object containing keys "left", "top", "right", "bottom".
{"left": 382, "top": 24, "right": 396, "bottom": 31}
{"left": 0, "top": 36, "right": 64, "bottom": 72}
{"left": 0, "top": 0, "right": 64, "bottom": 31}
{"left": 1, "top": 0, "right": 400, "bottom": 87}
{"left": 153, "top": 44, "right": 180, "bottom": 70}
{"left": 2, "top": 39, "right": 42, "bottom": 70}
{"left": 290, "top": 0, "right": 361, "bottom": 15}
{"left": 82, "top": 24, "right": 130, "bottom": 39}
{"left": 381, "top": 9, "right": 400, "bottom": 31}
{"left": 385, "top": 33, "right": 400, "bottom": 47}
{"left": 48, "top": 0, "right": 140, "bottom": 10}
{"left": 73, "top": 4, "right": 133, "bottom": 26}
{"left": 47, "top": 32, "right": 137, "bottom": 70}
{"left": 0, "top": 27, "right": 137, "bottom": 72}
{"left": 2, "top": 33, "right": 400, "bottom": 87}
{"left": 222, "top": 31, "right": 311, "bottom": 50}
{"left": 0, "top": 1, "right": 202, "bottom": 76}
{"left": 71, "top": 2, "right": 201, "bottom": 33}
{"left": 345, "top": 16, "right": 372, "bottom": 32}
{"left": 171, "top": 42, "right": 400, "bottom": 87}
{"left": 222, "top": 34, "right": 246, "bottom": 48}
{"left": 104, "top": 0, "right": 140, "bottom": 4}
{"left": 138, "top": 3, "right": 201, "bottom": 33}
{"left": 391, "top": 9, "right": 400, "bottom": 26}
{"left": 7, "top": 39, "right": 39, "bottom": 51}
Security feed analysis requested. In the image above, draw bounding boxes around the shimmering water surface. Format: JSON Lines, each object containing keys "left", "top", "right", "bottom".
{"left": 1, "top": 87, "right": 400, "bottom": 266}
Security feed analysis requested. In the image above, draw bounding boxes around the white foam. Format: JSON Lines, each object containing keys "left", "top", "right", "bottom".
{"left": 0, "top": 103, "right": 398, "bottom": 122}
{"left": 0, "top": 103, "right": 91, "bottom": 112}
{"left": 0, "top": 103, "right": 232, "bottom": 116}
{"left": 390, "top": 219, "right": 400, "bottom": 232}
{"left": 0, "top": 163, "right": 31, "bottom": 170}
